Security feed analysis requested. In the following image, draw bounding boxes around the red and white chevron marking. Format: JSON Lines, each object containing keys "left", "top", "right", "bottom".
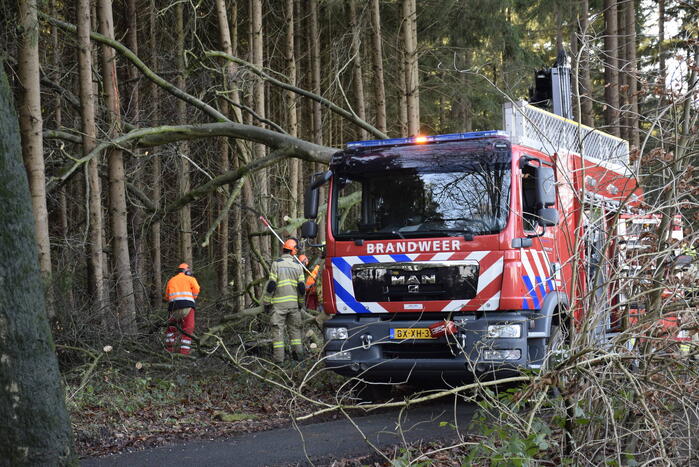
{"left": 442, "top": 251, "right": 504, "bottom": 312}
{"left": 521, "top": 249, "right": 559, "bottom": 290}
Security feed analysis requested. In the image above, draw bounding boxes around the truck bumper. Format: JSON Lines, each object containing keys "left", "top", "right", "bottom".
{"left": 323, "top": 313, "right": 534, "bottom": 383}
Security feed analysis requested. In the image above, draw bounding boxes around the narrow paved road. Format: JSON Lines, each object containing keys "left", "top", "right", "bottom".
{"left": 81, "top": 399, "right": 478, "bottom": 466}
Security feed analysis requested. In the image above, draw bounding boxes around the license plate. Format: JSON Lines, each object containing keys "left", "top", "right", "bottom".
{"left": 390, "top": 328, "right": 434, "bottom": 339}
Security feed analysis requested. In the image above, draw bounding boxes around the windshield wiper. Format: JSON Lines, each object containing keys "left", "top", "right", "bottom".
{"left": 425, "top": 229, "right": 475, "bottom": 240}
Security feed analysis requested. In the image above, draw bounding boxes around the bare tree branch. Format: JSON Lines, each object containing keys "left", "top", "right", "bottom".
{"left": 39, "top": 12, "right": 230, "bottom": 123}
{"left": 206, "top": 50, "right": 389, "bottom": 140}
{"left": 47, "top": 122, "right": 335, "bottom": 191}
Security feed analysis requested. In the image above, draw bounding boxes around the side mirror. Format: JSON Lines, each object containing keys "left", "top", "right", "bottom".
{"left": 301, "top": 220, "right": 318, "bottom": 239}
{"left": 304, "top": 171, "right": 332, "bottom": 219}
{"left": 537, "top": 208, "right": 559, "bottom": 227}
{"left": 534, "top": 166, "right": 556, "bottom": 208}
{"left": 304, "top": 184, "right": 319, "bottom": 219}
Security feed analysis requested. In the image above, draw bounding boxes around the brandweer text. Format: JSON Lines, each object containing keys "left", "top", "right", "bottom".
{"left": 366, "top": 240, "right": 461, "bottom": 254}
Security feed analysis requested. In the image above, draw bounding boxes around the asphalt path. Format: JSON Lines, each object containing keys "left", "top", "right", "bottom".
{"left": 81, "top": 399, "right": 478, "bottom": 466}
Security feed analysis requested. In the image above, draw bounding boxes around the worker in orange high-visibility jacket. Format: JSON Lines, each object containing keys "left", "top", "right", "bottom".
{"left": 164, "top": 263, "right": 201, "bottom": 355}
{"left": 305, "top": 263, "right": 321, "bottom": 311}
{"left": 263, "top": 239, "right": 306, "bottom": 363}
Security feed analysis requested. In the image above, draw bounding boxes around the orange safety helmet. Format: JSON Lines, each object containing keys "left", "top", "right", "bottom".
{"left": 298, "top": 254, "right": 309, "bottom": 266}
{"left": 178, "top": 263, "right": 190, "bottom": 270}
{"left": 283, "top": 238, "right": 298, "bottom": 255}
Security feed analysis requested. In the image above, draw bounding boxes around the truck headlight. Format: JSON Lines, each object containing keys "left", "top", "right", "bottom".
{"left": 487, "top": 324, "right": 522, "bottom": 339}
{"left": 482, "top": 349, "right": 521, "bottom": 360}
{"left": 325, "top": 327, "right": 348, "bottom": 340}
{"left": 326, "top": 351, "right": 352, "bottom": 361}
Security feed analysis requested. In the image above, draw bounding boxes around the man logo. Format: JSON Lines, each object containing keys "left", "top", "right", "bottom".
{"left": 391, "top": 274, "right": 436, "bottom": 286}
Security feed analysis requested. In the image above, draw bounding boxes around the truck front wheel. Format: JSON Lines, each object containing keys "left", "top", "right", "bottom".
{"left": 543, "top": 320, "right": 570, "bottom": 372}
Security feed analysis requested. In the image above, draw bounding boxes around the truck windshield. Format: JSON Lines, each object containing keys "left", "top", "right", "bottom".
{"left": 331, "top": 142, "right": 511, "bottom": 240}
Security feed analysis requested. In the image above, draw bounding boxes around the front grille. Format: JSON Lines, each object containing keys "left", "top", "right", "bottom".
{"left": 352, "top": 261, "right": 479, "bottom": 302}
{"left": 382, "top": 343, "right": 456, "bottom": 359}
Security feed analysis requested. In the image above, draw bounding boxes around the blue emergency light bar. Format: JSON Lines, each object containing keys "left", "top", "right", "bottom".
{"left": 345, "top": 130, "right": 509, "bottom": 149}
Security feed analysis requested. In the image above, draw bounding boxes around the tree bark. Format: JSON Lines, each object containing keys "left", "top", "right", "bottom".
{"left": 0, "top": 57, "right": 74, "bottom": 466}
{"left": 175, "top": 2, "right": 193, "bottom": 267}
{"left": 251, "top": 0, "right": 270, "bottom": 257}
{"left": 148, "top": 0, "right": 162, "bottom": 307}
{"left": 402, "top": 0, "right": 420, "bottom": 135}
{"left": 50, "top": 0, "right": 69, "bottom": 239}
{"left": 625, "top": 0, "right": 639, "bottom": 148}
{"left": 77, "top": 0, "right": 107, "bottom": 316}
{"left": 215, "top": 0, "right": 233, "bottom": 295}
{"left": 18, "top": 0, "right": 53, "bottom": 317}
{"left": 617, "top": 1, "right": 627, "bottom": 141}
{"left": 126, "top": 0, "right": 148, "bottom": 311}
{"left": 284, "top": 0, "right": 300, "bottom": 232}
{"left": 309, "top": 0, "right": 323, "bottom": 148}
{"left": 603, "top": 0, "right": 620, "bottom": 137}
{"left": 369, "top": 0, "right": 386, "bottom": 134}
{"left": 579, "top": 0, "right": 593, "bottom": 127}
{"left": 98, "top": 0, "right": 137, "bottom": 334}
{"left": 658, "top": 0, "right": 665, "bottom": 85}
{"left": 398, "top": 42, "right": 408, "bottom": 137}
{"left": 308, "top": 0, "right": 326, "bottom": 244}
{"left": 348, "top": 0, "right": 367, "bottom": 141}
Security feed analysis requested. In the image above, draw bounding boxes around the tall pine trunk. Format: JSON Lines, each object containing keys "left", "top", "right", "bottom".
{"left": 579, "top": 0, "right": 593, "bottom": 127}
{"left": 398, "top": 42, "right": 408, "bottom": 136}
{"left": 126, "top": 0, "right": 148, "bottom": 310}
{"left": 149, "top": 0, "right": 162, "bottom": 307}
{"left": 603, "top": 0, "right": 620, "bottom": 137}
{"left": 658, "top": 0, "right": 666, "bottom": 85}
{"left": 18, "top": 0, "right": 53, "bottom": 318}
{"left": 402, "top": 0, "right": 419, "bottom": 135}
{"left": 215, "top": 0, "right": 232, "bottom": 295}
{"left": 309, "top": 0, "right": 323, "bottom": 148}
{"left": 98, "top": 0, "right": 137, "bottom": 334}
{"left": 77, "top": 0, "right": 107, "bottom": 317}
{"left": 624, "top": 0, "right": 639, "bottom": 148}
{"left": 176, "top": 2, "right": 193, "bottom": 267}
{"left": 369, "top": 0, "right": 387, "bottom": 134}
{"left": 284, "top": 0, "right": 300, "bottom": 230}
{"left": 348, "top": 0, "right": 367, "bottom": 140}
{"left": 308, "top": 0, "right": 326, "bottom": 244}
{"left": 0, "top": 57, "right": 74, "bottom": 466}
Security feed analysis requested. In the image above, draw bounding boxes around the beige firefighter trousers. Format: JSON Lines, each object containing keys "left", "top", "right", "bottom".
{"left": 270, "top": 304, "right": 304, "bottom": 362}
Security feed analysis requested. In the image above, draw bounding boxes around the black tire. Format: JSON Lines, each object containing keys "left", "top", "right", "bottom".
{"left": 542, "top": 321, "right": 569, "bottom": 372}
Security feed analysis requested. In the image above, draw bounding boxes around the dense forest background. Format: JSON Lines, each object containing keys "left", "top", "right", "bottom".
{"left": 1, "top": 0, "right": 698, "bottom": 464}
{"left": 3, "top": 0, "right": 696, "bottom": 342}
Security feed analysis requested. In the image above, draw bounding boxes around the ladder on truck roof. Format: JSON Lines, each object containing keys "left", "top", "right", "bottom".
{"left": 503, "top": 100, "right": 629, "bottom": 169}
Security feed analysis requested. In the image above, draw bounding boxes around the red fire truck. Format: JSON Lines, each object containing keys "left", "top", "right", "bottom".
{"left": 301, "top": 92, "right": 657, "bottom": 383}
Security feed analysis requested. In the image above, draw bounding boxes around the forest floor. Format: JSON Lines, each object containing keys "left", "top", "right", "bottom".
{"left": 62, "top": 342, "right": 478, "bottom": 465}
{"left": 61, "top": 343, "right": 348, "bottom": 459}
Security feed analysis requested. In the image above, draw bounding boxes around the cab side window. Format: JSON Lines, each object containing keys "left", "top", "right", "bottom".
{"left": 521, "top": 164, "right": 538, "bottom": 232}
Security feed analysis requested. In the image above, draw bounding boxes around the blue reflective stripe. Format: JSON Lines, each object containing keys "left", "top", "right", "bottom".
{"left": 332, "top": 257, "right": 371, "bottom": 313}
{"left": 547, "top": 278, "right": 555, "bottom": 292}
{"left": 522, "top": 298, "right": 530, "bottom": 310}
{"left": 391, "top": 254, "right": 411, "bottom": 262}
{"left": 359, "top": 255, "right": 379, "bottom": 263}
{"left": 333, "top": 257, "right": 353, "bottom": 278}
{"left": 333, "top": 279, "right": 370, "bottom": 313}
{"left": 523, "top": 275, "right": 540, "bottom": 309}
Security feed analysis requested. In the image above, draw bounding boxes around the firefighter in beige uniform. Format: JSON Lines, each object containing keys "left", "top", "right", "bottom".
{"left": 263, "top": 239, "right": 306, "bottom": 362}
